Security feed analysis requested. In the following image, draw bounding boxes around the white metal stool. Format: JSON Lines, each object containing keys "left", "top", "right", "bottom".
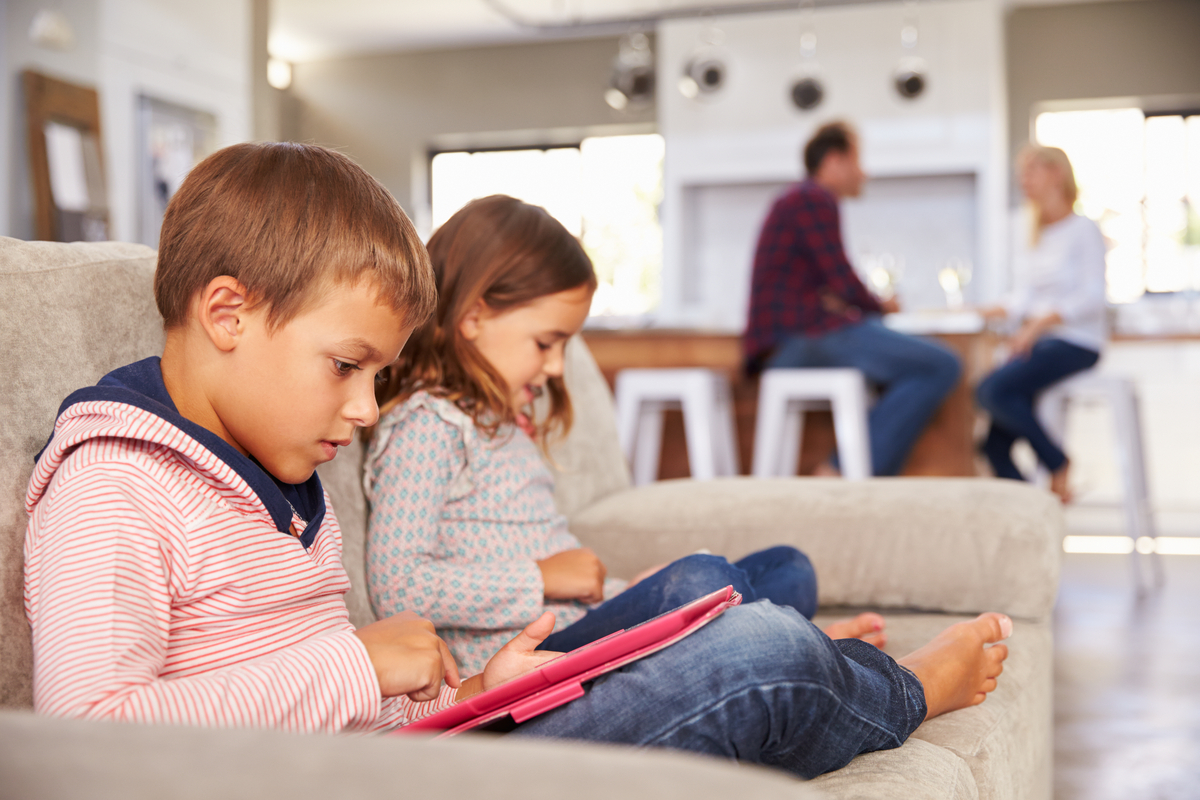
{"left": 614, "top": 368, "right": 739, "bottom": 485}
{"left": 1037, "top": 371, "right": 1162, "bottom": 588}
{"left": 751, "top": 368, "right": 872, "bottom": 480}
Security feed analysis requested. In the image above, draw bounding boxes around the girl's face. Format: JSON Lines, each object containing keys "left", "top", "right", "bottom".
{"left": 460, "top": 285, "right": 593, "bottom": 411}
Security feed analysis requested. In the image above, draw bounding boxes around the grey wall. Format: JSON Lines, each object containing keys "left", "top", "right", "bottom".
{"left": 1006, "top": 0, "right": 1200, "bottom": 156}
{"left": 287, "top": 36, "right": 656, "bottom": 218}
{"left": 3, "top": 0, "right": 103, "bottom": 239}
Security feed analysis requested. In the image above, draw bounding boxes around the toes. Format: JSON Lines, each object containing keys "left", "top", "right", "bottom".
{"left": 986, "top": 643, "right": 1009, "bottom": 665}
{"left": 974, "top": 612, "right": 1013, "bottom": 643}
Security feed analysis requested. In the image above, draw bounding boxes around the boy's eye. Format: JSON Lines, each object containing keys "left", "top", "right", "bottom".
{"left": 333, "top": 359, "right": 360, "bottom": 376}
{"left": 374, "top": 370, "right": 389, "bottom": 385}
{"left": 536, "top": 341, "right": 552, "bottom": 352}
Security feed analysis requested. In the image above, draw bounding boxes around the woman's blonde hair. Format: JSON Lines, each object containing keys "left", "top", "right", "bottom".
{"left": 372, "top": 195, "right": 597, "bottom": 443}
{"left": 1018, "top": 144, "right": 1078, "bottom": 243}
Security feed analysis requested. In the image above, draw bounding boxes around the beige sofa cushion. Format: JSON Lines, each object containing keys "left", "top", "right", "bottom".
{"left": 0, "top": 238, "right": 162, "bottom": 709}
{"left": 569, "top": 477, "right": 1062, "bottom": 620}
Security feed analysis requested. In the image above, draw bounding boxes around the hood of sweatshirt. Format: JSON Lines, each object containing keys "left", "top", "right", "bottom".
{"left": 27, "top": 357, "right": 327, "bottom": 549}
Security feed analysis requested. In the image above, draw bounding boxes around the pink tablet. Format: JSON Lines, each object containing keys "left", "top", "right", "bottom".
{"left": 399, "top": 584, "right": 743, "bottom": 738}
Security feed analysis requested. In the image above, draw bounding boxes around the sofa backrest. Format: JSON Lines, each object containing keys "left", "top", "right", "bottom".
{"left": 0, "top": 238, "right": 164, "bottom": 709}
{"left": 2, "top": 237, "right": 634, "bottom": 699}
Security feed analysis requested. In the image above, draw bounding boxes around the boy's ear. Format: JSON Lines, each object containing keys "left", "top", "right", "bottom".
{"left": 458, "top": 299, "right": 488, "bottom": 342}
{"left": 195, "top": 276, "right": 251, "bottom": 353}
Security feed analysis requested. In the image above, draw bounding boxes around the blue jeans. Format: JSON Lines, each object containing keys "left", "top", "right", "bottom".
{"left": 976, "top": 337, "right": 1100, "bottom": 478}
{"left": 515, "top": 601, "right": 927, "bottom": 779}
{"left": 766, "top": 318, "right": 962, "bottom": 476}
{"left": 539, "top": 547, "right": 817, "bottom": 653}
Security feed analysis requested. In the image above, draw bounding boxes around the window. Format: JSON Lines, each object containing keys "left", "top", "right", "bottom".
{"left": 430, "top": 134, "right": 664, "bottom": 319}
{"left": 1034, "top": 108, "right": 1200, "bottom": 303}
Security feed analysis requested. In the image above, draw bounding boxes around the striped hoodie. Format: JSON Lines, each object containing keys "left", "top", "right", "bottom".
{"left": 23, "top": 357, "right": 457, "bottom": 732}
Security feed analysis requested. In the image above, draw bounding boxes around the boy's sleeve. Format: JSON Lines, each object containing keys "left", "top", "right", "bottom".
{"left": 366, "top": 409, "right": 547, "bottom": 631}
{"left": 24, "top": 459, "right": 391, "bottom": 733}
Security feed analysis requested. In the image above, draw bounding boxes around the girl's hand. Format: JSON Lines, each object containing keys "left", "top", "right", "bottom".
{"left": 353, "top": 614, "right": 460, "bottom": 701}
{"left": 536, "top": 548, "right": 607, "bottom": 604}
{"left": 455, "top": 612, "right": 563, "bottom": 702}
{"left": 483, "top": 612, "right": 562, "bottom": 691}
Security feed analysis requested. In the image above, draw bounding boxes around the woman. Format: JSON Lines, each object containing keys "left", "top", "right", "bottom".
{"left": 977, "top": 145, "right": 1107, "bottom": 502}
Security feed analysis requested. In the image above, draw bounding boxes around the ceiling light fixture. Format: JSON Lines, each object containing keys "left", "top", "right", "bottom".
{"left": 29, "top": 9, "right": 75, "bottom": 51}
{"left": 892, "top": 1, "right": 927, "bottom": 100}
{"left": 606, "top": 31, "right": 655, "bottom": 112}
{"left": 679, "top": 16, "right": 728, "bottom": 101}
{"left": 789, "top": 0, "right": 824, "bottom": 111}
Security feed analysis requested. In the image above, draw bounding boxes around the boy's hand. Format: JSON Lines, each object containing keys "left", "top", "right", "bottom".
{"left": 457, "top": 612, "right": 563, "bottom": 702}
{"left": 353, "top": 615, "right": 460, "bottom": 701}
{"left": 536, "top": 548, "right": 606, "bottom": 604}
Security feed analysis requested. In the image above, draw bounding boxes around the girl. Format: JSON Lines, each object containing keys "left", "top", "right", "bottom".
{"left": 365, "top": 194, "right": 883, "bottom": 674}
{"left": 977, "top": 145, "right": 1107, "bottom": 502}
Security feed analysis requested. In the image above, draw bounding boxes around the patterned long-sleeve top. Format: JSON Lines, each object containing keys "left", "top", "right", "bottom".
{"left": 743, "top": 179, "right": 883, "bottom": 371}
{"left": 365, "top": 391, "right": 625, "bottom": 675}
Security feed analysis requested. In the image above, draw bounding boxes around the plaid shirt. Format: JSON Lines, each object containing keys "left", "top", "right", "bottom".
{"left": 743, "top": 180, "right": 882, "bottom": 371}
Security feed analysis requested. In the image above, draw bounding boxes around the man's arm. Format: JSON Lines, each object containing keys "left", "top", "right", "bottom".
{"left": 799, "top": 194, "right": 884, "bottom": 316}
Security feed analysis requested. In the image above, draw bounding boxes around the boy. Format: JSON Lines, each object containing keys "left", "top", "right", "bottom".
{"left": 25, "top": 142, "right": 1010, "bottom": 777}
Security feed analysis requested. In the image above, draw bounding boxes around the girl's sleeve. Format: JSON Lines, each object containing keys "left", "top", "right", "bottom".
{"left": 1057, "top": 220, "right": 1108, "bottom": 324}
{"left": 366, "top": 408, "right": 546, "bottom": 631}
{"left": 24, "top": 459, "right": 392, "bottom": 733}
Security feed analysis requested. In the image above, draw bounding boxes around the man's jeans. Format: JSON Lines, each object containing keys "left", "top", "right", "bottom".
{"left": 539, "top": 547, "right": 817, "bottom": 653}
{"left": 766, "top": 318, "right": 961, "bottom": 476}
{"left": 516, "top": 601, "right": 928, "bottom": 779}
{"left": 976, "top": 336, "right": 1100, "bottom": 478}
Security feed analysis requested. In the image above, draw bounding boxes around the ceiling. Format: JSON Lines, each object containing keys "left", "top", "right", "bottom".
{"left": 269, "top": 0, "right": 908, "bottom": 61}
{"left": 269, "top": 0, "right": 1132, "bottom": 63}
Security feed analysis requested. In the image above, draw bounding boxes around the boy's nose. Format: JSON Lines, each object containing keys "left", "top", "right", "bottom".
{"left": 344, "top": 380, "right": 379, "bottom": 427}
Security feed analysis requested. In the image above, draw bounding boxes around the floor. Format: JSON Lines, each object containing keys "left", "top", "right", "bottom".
{"left": 1054, "top": 552, "right": 1200, "bottom": 799}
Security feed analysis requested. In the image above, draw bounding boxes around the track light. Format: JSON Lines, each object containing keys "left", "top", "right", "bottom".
{"left": 606, "top": 32, "right": 655, "bottom": 111}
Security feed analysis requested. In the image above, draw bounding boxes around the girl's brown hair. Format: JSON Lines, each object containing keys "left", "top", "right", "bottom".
{"left": 375, "top": 195, "right": 598, "bottom": 441}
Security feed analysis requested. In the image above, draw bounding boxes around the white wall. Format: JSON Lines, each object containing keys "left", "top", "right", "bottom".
{"left": 656, "top": 0, "right": 1008, "bottom": 329}
{"left": 3, "top": 0, "right": 253, "bottom": 242}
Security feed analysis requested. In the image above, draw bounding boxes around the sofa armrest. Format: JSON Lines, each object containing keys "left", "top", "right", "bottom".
{"left": 568, "top": 477, "right": 1062, "bottom": 621}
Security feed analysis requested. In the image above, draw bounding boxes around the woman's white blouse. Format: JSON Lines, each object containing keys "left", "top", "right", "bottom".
{"left": 1005, "top": 211, "right": 1108, "bottom": 353}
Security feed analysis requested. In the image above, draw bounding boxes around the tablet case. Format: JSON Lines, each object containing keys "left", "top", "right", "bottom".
{"left": 399, "top": 584, "right": 743, "bottom": 737}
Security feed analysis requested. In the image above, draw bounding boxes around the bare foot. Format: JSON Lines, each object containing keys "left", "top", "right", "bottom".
{"left": 1049, "top": 463, "right": 1072, "bottom": 503}
{"left": 812, "top": 462, "right": 842, "bottom": 477}
{"left": 822, "top": 612, "right": 887, "bottom": 648}
{"left": 897, "top": 612, "right": 1012, "bottom": 720}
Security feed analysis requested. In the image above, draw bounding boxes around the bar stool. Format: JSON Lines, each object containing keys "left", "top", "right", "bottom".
{"left": 614, "top": 368, "right": 739, "bottom": 485}
{"left": 751, "top": 368, "right": 872, "bottom": 480}
{"left": 1037, "top": 371, "right": 1163, "bottom": 588}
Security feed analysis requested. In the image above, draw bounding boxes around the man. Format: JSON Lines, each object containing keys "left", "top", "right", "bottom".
{"left": 744, "top": 121, "right": 960, "bottom": 476}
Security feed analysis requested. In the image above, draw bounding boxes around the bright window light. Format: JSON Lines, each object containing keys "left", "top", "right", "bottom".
{"left": 1035, "top": 108, "right": 1200, "bottom": 303}
{"left": 1063, "top": 535, "right": 1135, "bottom": 554}
{"left": 430, "top": 134, "right": 664, "bottom": 318}
{"left": 1151, "top": 537, "right": 1200, "bottom": 555}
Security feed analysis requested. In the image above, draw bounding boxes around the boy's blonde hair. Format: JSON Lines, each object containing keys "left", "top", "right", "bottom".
{"left": 155, "top": 142, "right": 436, "bottom": 331}
{"left": 375, "top": 195, "right": 597, "bottom": 442}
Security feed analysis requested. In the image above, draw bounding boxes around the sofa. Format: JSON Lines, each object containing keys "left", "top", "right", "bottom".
{"left": 0, "top": 237, "right": 1062, "bottom": 798}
